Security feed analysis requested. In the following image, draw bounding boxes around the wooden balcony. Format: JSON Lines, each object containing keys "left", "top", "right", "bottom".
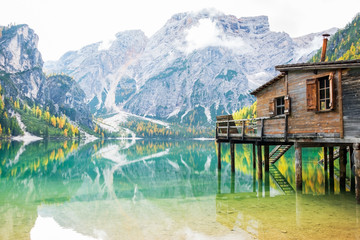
{"left": 216, "top": 114, "right": 287, "bottom": 143}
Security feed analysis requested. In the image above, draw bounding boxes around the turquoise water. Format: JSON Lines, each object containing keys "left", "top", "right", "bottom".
{"left": 0, "top": 139, "right": 359, "bottom": 239}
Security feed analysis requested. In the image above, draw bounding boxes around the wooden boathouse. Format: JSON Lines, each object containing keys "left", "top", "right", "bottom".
{"left": 216, "top": 37, "right": 360, "bottom": 203}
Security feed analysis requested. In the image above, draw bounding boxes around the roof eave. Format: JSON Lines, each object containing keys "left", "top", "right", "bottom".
{"left": 250, "top": 73, "right": 285, "bottom": 96}
{"left": 276, "top": 59, "right": 360, "bottom": 72}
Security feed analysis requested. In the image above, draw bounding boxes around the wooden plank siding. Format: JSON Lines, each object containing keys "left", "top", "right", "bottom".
{"left": 255, "top": 70, "right": 342, "bottom": 137}
{"left": 286, "top": 70, "right": 341, "bottom": 136}
{"left": 256, "top": 76, "right": 286, "bottom": 118}
{"left": 342, "top": 68, "right": 360, "bottom": 138}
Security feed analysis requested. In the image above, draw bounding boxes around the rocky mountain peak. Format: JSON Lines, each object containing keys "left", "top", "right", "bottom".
{"left": 45, "top": 10, "right": 338, "bottom": 125}
{"left": 0, "top": 24, "right": 43, "bottom": 73}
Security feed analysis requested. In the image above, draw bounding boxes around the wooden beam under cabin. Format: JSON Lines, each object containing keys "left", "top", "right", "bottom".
{"left": 264, "top": 145, "right": 270, "bottom": 172}
{"left": 295, "top": 142, "right": 302, "bottom": 192}
{"left": 257, "top": 144, "right": 263, "bottom": 180}
{"left": 252, "top": 144, "right": 256, "bottom": 169}
{"left": 230, "top": 143, "right": 235, "bottom": 173}
{"left": 324, "top": 147, "right": 328, "bottom": 171}
{"left": 350, "top": 146, "right": 355, "bottom": 193}
{"left": 354, "top": 143, "right": 360, "bottom": 204}
{"left": 329, "top": 146, "right": 335, "bottom": 194}
{"left": 217, "top": 142, "right": 221, "bottom": 170}
{"left": 339, "top": 146, "right": 347, "bottom": 193}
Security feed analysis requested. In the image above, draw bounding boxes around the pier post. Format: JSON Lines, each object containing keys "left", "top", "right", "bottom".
{"left": 339, "top": 146, "right": 347, "bottom": 193}
{"left": 231, "top": 172, "right": 235, "bottom": 193}
{"left": 257, "top": 143, "right": 263, "bottom": 180}
{"left": 217, "top": 142, "right": 221, "bottom": 170}
{"left": 350, "top": 146, "right": 355, "bottom": 193}
{"left": 295, "top": 142, "right": 302, "bottom": 192}
{"left": 354, "top": 143, "right": 360, "bottom": 204}
{"left": 264, "top": 145, "right": 269, "bottom": 172}
{"left": 230, "top": 143, "right": 235, "bottom": 173}
{"left": 323, "top": 147, "right": 328, "bottom": 171}
{"left": 329, "top": 147, "right": 335, "bottom": 194}
{"left": 253, "top": 168, "right": 256, "bottom": 193}
{"left": 217, "top": 170, "right": 222, "bottom": 194}
{"left": 324, "top": 147, "right": 329, "bottom": 194}
{"left": 265, "top": 172, "right": 270, "bottom": 197}
{"left": 252, "top": 144, "right": 256, "bottom": 169}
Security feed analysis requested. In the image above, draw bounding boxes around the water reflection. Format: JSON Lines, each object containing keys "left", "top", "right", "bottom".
{"left": 0, "top": 139, "right": 358, "bottom": 239}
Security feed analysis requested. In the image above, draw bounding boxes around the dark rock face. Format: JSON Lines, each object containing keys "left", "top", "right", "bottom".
{"left": 39, "top": 74, "right": 93, "bottom": 127}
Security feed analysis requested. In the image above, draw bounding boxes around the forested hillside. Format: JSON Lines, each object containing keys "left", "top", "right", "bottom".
{"left": 0, "top": 84, "right": 23, "bottom": 138}
{"left": 311, "top": 13, "right": 360, "bottom": 62}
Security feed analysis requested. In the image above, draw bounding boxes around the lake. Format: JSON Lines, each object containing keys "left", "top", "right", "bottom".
{"left": 0, "top": 139, "right": 359, "bottom": 239}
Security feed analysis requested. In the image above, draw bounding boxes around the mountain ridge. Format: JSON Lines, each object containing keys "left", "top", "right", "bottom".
{"left": 44, "top": 10, "right": 338, "bottom": 125}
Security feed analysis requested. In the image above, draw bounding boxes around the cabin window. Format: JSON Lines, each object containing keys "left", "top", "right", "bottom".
{"left": 319, "top": 76, "right": 331, "bottom": 110}
{"left": 276, "top": 96, "right": 285, "bottom": 115}
{"left": 269, "top": 95, "right": 290, "bottom": 117}
{"left": 306, "top": 72, "right": 334, "bottom": 112}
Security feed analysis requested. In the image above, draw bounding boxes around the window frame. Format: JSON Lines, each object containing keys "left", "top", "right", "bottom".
{"left": 275, "top": 96, "right": 285, "bottom": 116}
{"left": 306, "top": 72, "right": 334, "bottom": 112}
{"left": 318, "top": 76, "right": 331, "bottom": 111}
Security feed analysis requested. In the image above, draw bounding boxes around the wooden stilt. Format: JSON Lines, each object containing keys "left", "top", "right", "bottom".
{"left": 324, "top": 147, "right": 328, "bottom": 171}
{"left": 257, "top": 144, "right": 263, "bottom": 180}
{"left": 324, "top": 167, "right": 329, "bottom": 194}
{"left": 217, "top": 142, "right": 221, "bottom": 170}
{"left": 217, "top": 169, "right": 222, "bottom": 194}
{"left": 265, "top": 172, "right": 270, "bottom": 197}
{"left": 258, "top": 177, "right": 263, "bottom": 196}
{"left": 230, "top": 143, "right": 235, "bottom": 173}
{"left": 350, "top": 146, "right": 355, "bottom": 193}
{"left": 295, "top": 142, "right": 302, "bottom": 192}
{"left": 354, "top": 143, "right": 360, "bottom": 204}
{"left": 230, "top": 172, "right": 235, "bottom": 194}
{"left": 253, "top": 169, "right": 256, "bottom": 193}
{"left": 252, "top": 144, "right": 256, "bottom": 169}
{"left": 264, "top": 145, "right": 270, "bottom": 172}
{"left": 324, "top": 147, "right": 329, "bottom": 194}
{"left": 329, "top": 146, "right": 334, "bottom": 194}
{"left": 339, "top": 146, "right": 347, "bottom": 193}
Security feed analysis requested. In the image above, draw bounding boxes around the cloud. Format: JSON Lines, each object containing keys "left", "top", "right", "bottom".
{"left": 98, "top": 34, "right": 117, "bottom": 51}
{"left": 183, "top": 18, "right": 250, "bottom": 54}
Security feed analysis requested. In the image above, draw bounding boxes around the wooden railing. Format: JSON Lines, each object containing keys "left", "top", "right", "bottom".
{"left": 216, "top": 115, "right": 287, "bottom": 141}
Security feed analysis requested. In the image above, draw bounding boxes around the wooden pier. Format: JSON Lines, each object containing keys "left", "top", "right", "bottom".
{"left": 216, "top": 59, "right": 360, "bottom": 203}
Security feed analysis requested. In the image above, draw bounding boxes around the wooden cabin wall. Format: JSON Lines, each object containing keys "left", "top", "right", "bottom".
{"left": 256, "top": 77, "right": 286, "bottom": 118}
{"left": 342, "top": 68, "right": 360, "bottom": 138}
{"left": 287, "top": 70, "right": 341, "bottom": 136}
{"left": 263, "top": 118, "right": 285, "bottom": 135}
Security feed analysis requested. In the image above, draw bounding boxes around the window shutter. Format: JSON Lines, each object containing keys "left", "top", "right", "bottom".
{"left": 306, "top": 79, "right": 317, "bottom": 111}
{"left": 269, "top": 99, "right": 275, "bottom": 117}
{"left": 329, "top": 72, "right": 334, "bottom": 110}
{"left": 284, "top": 95, "right": 291, "bottom": 115}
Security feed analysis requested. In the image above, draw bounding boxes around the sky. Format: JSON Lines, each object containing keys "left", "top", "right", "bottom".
{"left": 1, "top": 0, "right": 359, "bottom": 61}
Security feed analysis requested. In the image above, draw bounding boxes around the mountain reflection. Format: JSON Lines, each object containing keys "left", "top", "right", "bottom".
{"left": 0, "top": 139, "right": 353, "bottom": 239}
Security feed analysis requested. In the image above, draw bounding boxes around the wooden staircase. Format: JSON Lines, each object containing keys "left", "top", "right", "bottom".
{"left": 269, "top": 145, "right": 292, "bottom": 164}
{"left": 269, "top": 164, "right": 295, "bottom": 194}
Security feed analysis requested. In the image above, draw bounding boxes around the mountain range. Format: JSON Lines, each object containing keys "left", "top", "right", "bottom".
{"left": 45, "top": 10, "right": 337, "bottom": 125}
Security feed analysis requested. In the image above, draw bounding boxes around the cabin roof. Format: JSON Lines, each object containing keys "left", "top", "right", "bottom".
{"left": 250, "top": 73, "right": 285, "bottom": 95}
{"left": 251, "top": 59, "right": 360, "bottom": 96}
{"left": 276, "top": 59, "right": 360, "bottom": 71}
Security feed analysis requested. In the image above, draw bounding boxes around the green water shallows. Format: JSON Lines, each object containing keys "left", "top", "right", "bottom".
{"left": 0, "top": 140, "right": 359, "bottom": 240}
